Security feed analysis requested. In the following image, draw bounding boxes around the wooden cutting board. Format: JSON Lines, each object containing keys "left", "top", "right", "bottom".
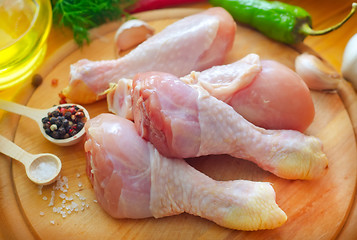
{"left": 1, "top": 8, "right": 357, "bottom": 240}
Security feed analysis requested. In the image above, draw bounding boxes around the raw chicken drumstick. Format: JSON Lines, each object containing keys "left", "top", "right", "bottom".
{"left": 84, "top": 113, "right": 287, "bottom": 231}
{"left": 131, "top": 72, "right": 328, "bottom": 180}
{"left": 181, "top": 54, "right": 315, "bottom": 132}
{"left": 107, "top": 54, "right": 315, "bottom": 132}
{"left": 62, "top": 7, "right": 236, "bottom": 104}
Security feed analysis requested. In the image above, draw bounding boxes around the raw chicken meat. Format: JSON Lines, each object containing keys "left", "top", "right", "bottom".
{"left": 61, "top": 7, "right": 236, "bottom": 104}
{"left": 131, "top": 71, "right": 328, "bottom": 180}
{"left": 107, "top": 79, "right": 134, "bottom": 120}
{"left": 107, "top": 54, "right": 314, "bottom": 132}
{"left": 84, "top": 113, "right": 287, "bottom": 230}
{"left": 183, "top": 54, "right": 315, "bottom": 132}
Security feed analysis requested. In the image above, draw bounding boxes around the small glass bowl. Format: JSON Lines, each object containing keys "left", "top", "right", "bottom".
{"left": 0, "top": 0, "right": 52, "bottom": 90}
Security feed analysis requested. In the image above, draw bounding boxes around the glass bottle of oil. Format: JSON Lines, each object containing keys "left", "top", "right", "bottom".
{"left": 0, "top": 0, "right": 52, "bottom": 90}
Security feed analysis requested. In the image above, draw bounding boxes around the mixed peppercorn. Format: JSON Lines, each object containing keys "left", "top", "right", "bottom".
{"left": 42, "top": 105, "right": 87, "bottom": 139}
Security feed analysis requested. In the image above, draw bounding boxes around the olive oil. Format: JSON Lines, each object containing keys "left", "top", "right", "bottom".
{"left": 0, "top": 0, "right": 52, "bottom": 90}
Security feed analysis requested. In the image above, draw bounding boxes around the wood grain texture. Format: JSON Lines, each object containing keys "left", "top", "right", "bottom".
{"left": 0, "top": 8, "right": 355, "bottom": 239}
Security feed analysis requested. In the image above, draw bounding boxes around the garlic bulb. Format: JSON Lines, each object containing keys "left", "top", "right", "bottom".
{"left": 114, "top": 19, "right": 154, "bottom": 56}
{"left": 342, "top": 33, "right": 357, "bottom": 91}
{"left": 295, "top": 53, "right": 341, "bottom": 91}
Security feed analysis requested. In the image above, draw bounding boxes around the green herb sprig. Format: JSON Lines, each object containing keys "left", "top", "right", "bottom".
{"left": 51, "top": 0, "right": 137, "bottom": 46}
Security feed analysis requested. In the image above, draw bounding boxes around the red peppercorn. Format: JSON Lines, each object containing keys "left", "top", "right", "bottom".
{"left": 59, "top": 98, "right": 67, "bottom": 104}
{"left": 51, "top": 78, "right": 59, "bottom": 87}
{"left": 75, "top": 111, "right": 84, "bottom": 118}
{"left": 58, "top": 92, "right": 67, "bottom": 104}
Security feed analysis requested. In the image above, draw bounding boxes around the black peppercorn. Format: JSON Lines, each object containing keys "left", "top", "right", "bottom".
{"left": 64, "top": 111, "right": 72, "bottom": 119}
{"left": 52, "top": 131, "right": 61, "bottom": 139}
{"left": 45, "top": 128, "right": 52, "bottom": 135}
{"left": 55, "top": 119, "right": 62, "bottom": 128}
{"left": 50, "top": 117, "right": 57, "bottom": 124}
{"left": 31, "top": 74, "right": 43, "bottom": 88}
{"left": 53, "top": 111, "right": 60, "bottom": 117}
{"left": 77, "top": 121, "right": 84, "bottom": 130}
{"left": 43, "top": 122, "right": 50, "bottom": 129}
{"left": 42, "top": 117, "right": 49, "bottom": 124}
{"left": 62, "top": 119, "right": 69, "bottom": 128}
{"left": 58, "top": 127, "right": 66, "bottom": 136}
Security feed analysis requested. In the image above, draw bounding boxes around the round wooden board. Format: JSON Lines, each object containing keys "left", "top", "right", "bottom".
{"left": 2, "top": 8, "right": 357, "bottom": 240}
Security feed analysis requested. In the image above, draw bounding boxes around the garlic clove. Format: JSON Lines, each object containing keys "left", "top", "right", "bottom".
{"left": 342, "top": 33, "right": 357, "bottom": 91}
{"left": 295, "top": 53, "right": 342, "bottom": 91}
{"left": 114, "top": 19, "right": 155, "bottom": 56}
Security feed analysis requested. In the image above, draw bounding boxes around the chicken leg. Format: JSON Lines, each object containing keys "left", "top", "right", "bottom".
{"left": 62, "top": 7, "right": 236, "bottom": 104}
{"left": 131, "top": 71, "right": 328, "bottom": 180}
{"left": 84, "top": 113, "right": 287, "bottom": 230}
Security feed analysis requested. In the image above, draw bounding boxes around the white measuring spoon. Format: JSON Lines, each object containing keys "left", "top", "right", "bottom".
{"left": 0, "top": 99, "right": 90, "bottom": 146}
{"left": 0, "top": 135, "right": 61, "bottom": 185}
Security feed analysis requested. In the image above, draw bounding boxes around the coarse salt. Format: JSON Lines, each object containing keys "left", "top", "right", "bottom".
{"left": 59, "top": 193, "right": 67, "bottom": 199}
{"left": 38, "top": 185, "right": 43, "bottom": 195}
{"left": 39, "top": 174, "right": 93, "bottom": 222}
{"left": 30, "top": 160, "right": 58, "bottom": 181}
{"left": 48, "top": 191, "right": 55, "bottom": 207}
{"left": 66, "top": 196, "right": 73, "bottom": 201}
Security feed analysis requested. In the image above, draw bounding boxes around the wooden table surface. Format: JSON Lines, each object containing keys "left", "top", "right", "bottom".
{"left": 0, "top": 1, "right": 356, "bottom": 239}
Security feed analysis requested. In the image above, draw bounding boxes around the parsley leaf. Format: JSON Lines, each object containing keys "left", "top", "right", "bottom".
{"left": 51, "top": 0, "right": 137, "bottom": 46}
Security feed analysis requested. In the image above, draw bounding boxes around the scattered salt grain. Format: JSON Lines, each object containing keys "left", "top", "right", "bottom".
{"left": 53, "top": 207, "right": 59, "bottom": 213}
{"left": 71, "top": 202, "right": 78, "bottom": 209}
{"left": 53, "top": 175, "right": 69, "bottom": 192}
{"left": 40, "top": 211, "right": 45, "bottom": 216}
{"left": 39, "top": 174, "right": 93, "bottom": 222}
{"left": 66, "top": 196, "right": 73, "bottom": 201}
{"left": 74, "top": 192, "right": 86, "bottom": 201}
{"left": 50, "top": 220, "right": 55, "bottom": 225}
{"left": 48, "top": 191, "right": 55, "bottom": 207}
{"left": 38, "top": 185, "right": 43, "bottom": 195}
{"left": 59, "top": 193, "right": 66, "bottom": 199}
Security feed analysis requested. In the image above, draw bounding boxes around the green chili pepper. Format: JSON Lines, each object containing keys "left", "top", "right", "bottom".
{"left": 209, "top": 0, "right": 357, "bottom": 44}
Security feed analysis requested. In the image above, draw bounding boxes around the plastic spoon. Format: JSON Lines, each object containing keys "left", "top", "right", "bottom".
{"left": 0, "top": 135, "right": 61, "bottom": 185}
{"left": 0, "top": 99, "right": 90, "bottom": 146}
